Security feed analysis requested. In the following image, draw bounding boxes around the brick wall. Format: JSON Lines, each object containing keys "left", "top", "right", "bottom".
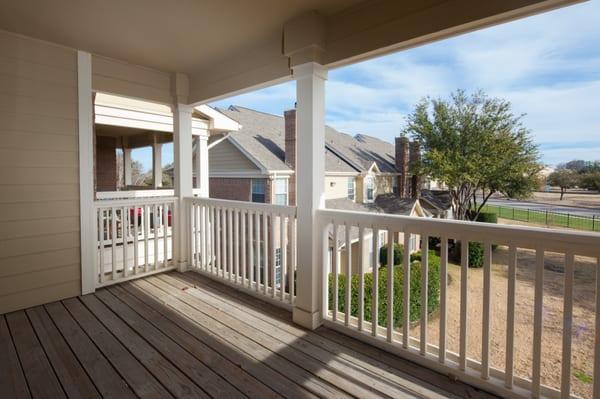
{"left": 96, "top": 136, "right": 117, "bottom": 191}
{"left": 209, "top": 177, "right": 251, "bottom": 202}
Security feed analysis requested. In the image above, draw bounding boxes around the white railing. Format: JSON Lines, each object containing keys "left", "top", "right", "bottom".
{"left": 188, "top": 197, "right": 297, "bottom": 309}
{"left": 94, "top": 197, "right": 177, "bottom": 287}
{"left": 318, "top": 208, "right": 600, "bottom": 399}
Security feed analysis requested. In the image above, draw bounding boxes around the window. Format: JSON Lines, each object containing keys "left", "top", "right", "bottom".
{"left": 274, "top": 178, "right": 288, "bottom": 205}
{"left": 392, "top": 176, "right": 398, "bottom": 195}
{"left": 275, "top": 248, "right": 282, "bottom": 288}
{"left": 347, "top": 177, "right": 355, "bottom": 200}
{"left": 251, "top": 179, "right": 266, "bottom": 203}
{"left": 365, "top": 176, "right": 375, "bottom": 201}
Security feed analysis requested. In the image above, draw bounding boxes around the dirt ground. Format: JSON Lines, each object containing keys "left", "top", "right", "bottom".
{"left": 529, "top": 191, "right": 600, "bottom": 209}
{"left": 409, "top": 244, "right": 597, "bottom": 398}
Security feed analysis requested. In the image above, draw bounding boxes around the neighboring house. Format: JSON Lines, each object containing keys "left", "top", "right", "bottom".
{"left": 208, "top": 106, "right": 451, "bottom": 275}
{"left": 327, "top": 196, "right": 427, "bottom": 274}
{"left": 209, "top": 105, "right": 431, "bottom": 207}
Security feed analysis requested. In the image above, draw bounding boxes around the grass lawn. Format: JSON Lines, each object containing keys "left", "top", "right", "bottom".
{"left": 480, "top": 204, "right": 600, "bottom": 232}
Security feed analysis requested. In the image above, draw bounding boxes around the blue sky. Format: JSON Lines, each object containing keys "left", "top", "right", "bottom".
{"left": 210, "top": 1, "right": 600, "bottom": 167}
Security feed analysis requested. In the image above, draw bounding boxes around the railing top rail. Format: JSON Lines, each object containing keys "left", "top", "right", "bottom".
{"left": 188, "top": 196, "right": 297, "bottom": 217}
{"left": 318, "top": 208, "right": 600, "bottom": 257}
{"left": 94, "top": 196, "right": 177, "bottom": 208}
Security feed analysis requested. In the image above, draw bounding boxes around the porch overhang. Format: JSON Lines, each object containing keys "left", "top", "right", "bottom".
{"left": 0, "top": 0, "right": 583, "bottom": 105}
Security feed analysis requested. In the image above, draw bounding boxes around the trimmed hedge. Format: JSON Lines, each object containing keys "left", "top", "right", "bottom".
{"left": 329, "top": 250, "right": 441, "bottom": 328}
{"left": 451, "top": 241, "right": 485, "bottom": 267}
{"left": 379, "top": 243, "right": 404, "bottom": 266}
{"left": 476, "top": 212, "right": 498, "bottom": 224}
{"left": 450, "top": 211, "right": 498, "bottom": 267}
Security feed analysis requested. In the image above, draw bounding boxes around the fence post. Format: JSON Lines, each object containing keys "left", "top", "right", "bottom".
{"left": 594, "top": 215, "right": 596, "bottom": 232}
{"left": 545, "top": 210, "right": 549, "bottom": 226}
{"left": 527, "top": 209, "right": 530, "bottom": 222}
{"left": 567, "top": 213, "right": 570, "bottom": 228}
{"left": 512, "top": 207, "right": 515, "bottom": 220}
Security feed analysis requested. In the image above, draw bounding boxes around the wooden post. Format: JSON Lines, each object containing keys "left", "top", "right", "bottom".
{"left": 123, "top": 148, "right": 132, "bottom": 186}
{"left": 153, "top": 141, "right": 163, "bottom": 188}
{"left": 292, "top": 62, "right": 327, "bottom": 330}
{"left": 173, "top": 103, "right": 193, "bottom": 271}
{"left": 194, "top": 130, "right": 209, "bottom": 197}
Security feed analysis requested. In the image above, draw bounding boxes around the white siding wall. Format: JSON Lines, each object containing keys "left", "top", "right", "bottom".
{"left": 0, "top": 30, "right": 81, "bottom": 313}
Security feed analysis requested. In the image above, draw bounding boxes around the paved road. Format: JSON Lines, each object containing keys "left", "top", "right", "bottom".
{"left": 486, "top": 198, "right": 600, "bottom": 217}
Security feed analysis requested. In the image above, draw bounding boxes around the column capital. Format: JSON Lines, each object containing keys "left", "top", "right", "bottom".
{"left": 195, "top": 128, "right": 210, "bottom": 140}
{"left": 171, "top": 103, "right": 194, "bottom": 115}
{"left": 292, "top": 62, "right": 328, "bottom": 81}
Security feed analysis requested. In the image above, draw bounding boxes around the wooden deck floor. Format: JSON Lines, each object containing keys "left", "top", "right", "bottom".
{"left": 1, "top": 271, "right": 497, "bottom": 399}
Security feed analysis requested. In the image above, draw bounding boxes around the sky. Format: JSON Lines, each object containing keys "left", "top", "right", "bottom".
{"left": 209, "top": 1, "right": 600, "bottom": 167}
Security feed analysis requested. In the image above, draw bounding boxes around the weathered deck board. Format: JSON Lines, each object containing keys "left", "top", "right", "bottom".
{"left": 0, "top": 271, "right": 498, "bottom": 399}
{"left": 5, "top": 311, "right": 66, "bottom": 399}
{"left": 0, "top": 315, "right": 30, "bottom": 398}
{"left": 26, "top": 306, "right": 100, "bottom": 399}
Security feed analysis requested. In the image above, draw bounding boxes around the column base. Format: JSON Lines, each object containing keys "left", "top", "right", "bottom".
{"left": 293, "top": 306, "right": 322, "bottom": 330}
{"left": 177, "top": 261, "right": 188, "bottom": 273}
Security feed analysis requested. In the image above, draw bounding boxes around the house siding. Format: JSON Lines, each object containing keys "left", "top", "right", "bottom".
{"left": 0, "top": 30, "right": 80, "bottom": 314}
{"left": 325, "top": 175, "right": 353, "bottom": 200}
{"left": 210, "top": 139, "right": 261, "bottom": 172}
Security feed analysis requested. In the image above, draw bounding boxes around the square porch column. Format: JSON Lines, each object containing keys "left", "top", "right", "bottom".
{"left": 194, "top": 130, "right": 209, "bottom": 197}
{"left": 173, "top": 104, "right": 194, "bottom": 271}
{"left": 153, "top": 141, "right": 163, "bottom": 188}
{"left": 123, "top": 148, "right": 132, "bottom": 186}
{"left": 293, "top": 62, "right": 327, "bottom": 329}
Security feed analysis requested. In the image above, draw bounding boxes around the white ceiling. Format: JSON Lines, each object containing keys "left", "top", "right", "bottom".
{"left": 0, "top": 0, "right": 362, "bottom": 74}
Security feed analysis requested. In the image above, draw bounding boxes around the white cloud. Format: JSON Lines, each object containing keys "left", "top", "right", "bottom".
{"left": 211, "top": 1, "right": 600, "bottom": 166}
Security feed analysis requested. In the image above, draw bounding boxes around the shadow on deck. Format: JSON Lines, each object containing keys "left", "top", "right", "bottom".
{"left": 1, "top": 271, "right": 498, "bottom": 398}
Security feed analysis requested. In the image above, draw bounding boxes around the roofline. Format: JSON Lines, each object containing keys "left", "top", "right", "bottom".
{"left": 225, "top": 135, "right": 271, "bottom": 174}
{"left": 325, "top": 143, "right": 363, "bottom": 172}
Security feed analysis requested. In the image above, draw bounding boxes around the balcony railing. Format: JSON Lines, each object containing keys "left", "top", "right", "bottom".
{"left": 318, "top": 208, "right": 600, "bottom": 399}
{"left": 188, "top": 197, "right": 297, "bottom": 309}
{"left": 94, "top": 197, "right": 177, "bottom": 287}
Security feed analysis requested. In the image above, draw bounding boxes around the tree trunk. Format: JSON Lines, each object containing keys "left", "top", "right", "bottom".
{"left": 560, "top": 187, "right": 565, "bottom": 200}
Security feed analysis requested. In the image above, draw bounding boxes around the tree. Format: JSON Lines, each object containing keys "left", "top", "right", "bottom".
{"left": 403, "top": 90, "right": 541, "bottom": 221}
{"left": 547, "top": 169, "right": 579, "bottom": 200}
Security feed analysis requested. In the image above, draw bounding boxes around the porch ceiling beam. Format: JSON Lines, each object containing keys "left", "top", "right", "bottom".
{"left": 188, "top": 0, "right": 581, "bottom": 104}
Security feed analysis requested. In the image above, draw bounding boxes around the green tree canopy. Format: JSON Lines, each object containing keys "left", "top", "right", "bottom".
{"left": 547, "top": 168, "right": 579, "bottom": 200}
{"left": 403, "top": 90, "right": 541, "bottom": 221}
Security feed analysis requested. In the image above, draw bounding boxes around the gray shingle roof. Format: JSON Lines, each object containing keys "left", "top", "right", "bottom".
{"left": 219, "top": 106, "right": 396, "bottom": 174}
{"left": 325, "top": 196, "right": 417, "bottom": 247}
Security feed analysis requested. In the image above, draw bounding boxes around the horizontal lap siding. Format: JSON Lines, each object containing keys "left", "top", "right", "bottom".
{"left": 0, "top": 30, "right": 80, "bottom": 314}
{"left": 91, "top": 55, "right": 172, "bottom": 104}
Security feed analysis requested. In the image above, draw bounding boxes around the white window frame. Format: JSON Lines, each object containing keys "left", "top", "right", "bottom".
{"left": 365, "top": 175, "right": 375, "bottom": 202}
{"left": 347, "top": 177, "right": 355, "bottom": 201}
{"left": 273, "top": 178, "right": 288, "bottom": 205}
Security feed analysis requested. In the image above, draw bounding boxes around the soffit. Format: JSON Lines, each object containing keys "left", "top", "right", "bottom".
{"left": 0, "top": 0, "right": 361, "bottom": 74}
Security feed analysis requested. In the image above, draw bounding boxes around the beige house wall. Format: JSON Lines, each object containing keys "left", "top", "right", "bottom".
{"left": 0, "top": 30, "right": 81, "bottom": 314}
{"left": 210, "top": 139, "right": 261, "bottom": 172}
{"left": 325, "top": 175, "right": 352, "bottom": 200}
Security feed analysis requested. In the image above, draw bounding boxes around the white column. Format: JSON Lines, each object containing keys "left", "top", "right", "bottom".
{"left": 153, "top": 142, "right": 163, "bottom": 188}
{"left": 123, "top": 148, "right": 132, "bottom": 186}
{"left": 292, "top": 62, "right": 327, "bottom": 329}
{"left": 173, "top": 104, "right": 194, "bottom": 271}
{"left": 194, "top": 130, "right": 209, "bottom": 197}
{"left": 77, "top": 51, "right": 96, "bottom": 295}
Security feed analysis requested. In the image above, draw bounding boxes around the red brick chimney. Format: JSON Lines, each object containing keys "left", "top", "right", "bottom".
{"left": 409, "top": 140, "right": 421, "bottom": 198}
{"left": 395, "top": 136, "right": 410, "bottom": 198}
{"left": 284, "top": 109, "right": 296, "bottom": 205}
